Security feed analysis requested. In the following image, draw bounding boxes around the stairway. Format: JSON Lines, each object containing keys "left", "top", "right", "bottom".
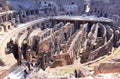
{"left": 4, "top": 66, "right": 25, "bottom": 79}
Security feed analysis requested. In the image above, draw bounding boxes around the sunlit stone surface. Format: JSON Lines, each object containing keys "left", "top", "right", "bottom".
{"left": 0, "top": 0, "right": 120, "bottom": 79}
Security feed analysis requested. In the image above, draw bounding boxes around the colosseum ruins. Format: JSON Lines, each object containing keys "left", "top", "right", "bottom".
{"left": 0, "top": 0, "right": 120, "bottom": 79}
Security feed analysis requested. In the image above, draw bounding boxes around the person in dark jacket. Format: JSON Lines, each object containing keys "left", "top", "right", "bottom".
{"left": 12, "top": 42, "right": 20, "bottom": 66}
{"left": 7, "top": 39, "right": 14, "bottom": 54}
{"left": 24, "top": 59, "right": 31, "bottom": 71}
{"left": 21, "top": 40, "right": 28, "bottom": 60}
{"left": 74, "top": 69, "right": 78, "bottom": 78}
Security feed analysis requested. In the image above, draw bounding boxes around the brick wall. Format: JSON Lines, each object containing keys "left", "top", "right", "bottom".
{"left": 94, "top": 63, "right": 120, "bottom": 75}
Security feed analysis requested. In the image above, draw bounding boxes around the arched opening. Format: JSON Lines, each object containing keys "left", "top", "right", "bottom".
{"left": 22, "top": 15, "right": 25, "bottom": 18}
{"left": 3, "top": 25, "right": 7, "bottom": 31}
{"left": 8, "top": 25, "right": 11, "bottom": 29}
{"left": 48, "top": 3, "right": 51, "bottom": 7}
{"left": 84, "top": 4, "right": 90, "bottom": 13}
{"left": 71, "top": 2, "right": 74, "bottom": 5}
{"left": 26, "top": 11, "right": 29, "bottom": 16}
{"left": 8, "top": 14, "right": 11, "bottom": 20}
{"left": 39, "top": 2, "right": 41, "bottom": 4}
{"left": 97, "top": 27, "right": 103, "bottom": 37}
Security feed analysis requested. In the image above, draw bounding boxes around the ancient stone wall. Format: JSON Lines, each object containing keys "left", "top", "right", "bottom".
{"left": 67, "top": 23, "right": 88, "bottom": 59}
{"left": 87, "top": 23, "right": 99, "bottom": 50}
{"left": 52, "top": 22, "right": 64, "bottom": 33}
{"left": 40, "top": 22, "right": 73, "bottom": 50}
{"left": 94, "top": 63, "right": 120, "bottom": 75}
{"left": 35, "top": 22, "right": 76, "bottom": 67}
{"left": 99, "top": 23, "right": 107, "bottom": 43}
{"left": 81, "top": 23, "right": 100, "bottom": 63}
{"left": 0, "top": 18, "right": 48, "bottom": 67}
{"left": 95, "top": 23, "right": 107, "bottom": 49}
{"left": 88, "top": 25, "right": 114, "bottom": 61}
{"left": 17, "top": 31, "right": 29, "bottom": 47}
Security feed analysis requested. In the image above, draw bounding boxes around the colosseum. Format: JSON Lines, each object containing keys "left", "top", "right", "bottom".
{"left": 0, "top": 0, "right": 120, "bottom": 79}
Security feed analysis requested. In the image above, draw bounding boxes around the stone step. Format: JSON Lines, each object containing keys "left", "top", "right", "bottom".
{"left": 4, "top": 67, "right": 25, "bottom": 79}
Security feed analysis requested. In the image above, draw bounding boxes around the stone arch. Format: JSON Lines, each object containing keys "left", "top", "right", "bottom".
{"left": 8, "top": 25, "right": 10, "bottom": 29}
{"left": 97, "top": 27, "right": 103, "bottom": 37}
{"left": 84, "top": 4, "right": 90, "bottom": 13}
{"left": 71, "top": 2, "right": 74, "bottom": 5}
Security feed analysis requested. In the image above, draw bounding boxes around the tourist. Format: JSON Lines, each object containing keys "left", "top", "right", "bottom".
{"left": 74, "top": 69, "right": 78, "bottom": 78}
{"left": 32, "top": 39, "right": 38, "bottom": 53}
{"left": 24, "top": 69, "right": 27, "bottom": 78}
{"left": 21, "top": 40, "right": 28, "bottom": 60}
{"left": 6, "top": 39, "right": 14, "bottom": 53}
{"left": 22, "top": 59, "right": 30, "bottom": 78}
{"left": 12, "top": 41, "right": 20, "bottom": 66}
{"left": 25, "top": 60, "right": 31, "bottom": 71}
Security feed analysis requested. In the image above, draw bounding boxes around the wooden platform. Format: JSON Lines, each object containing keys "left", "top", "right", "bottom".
{"left": 50, "top": 15, "right": 113, "bottom": 23}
